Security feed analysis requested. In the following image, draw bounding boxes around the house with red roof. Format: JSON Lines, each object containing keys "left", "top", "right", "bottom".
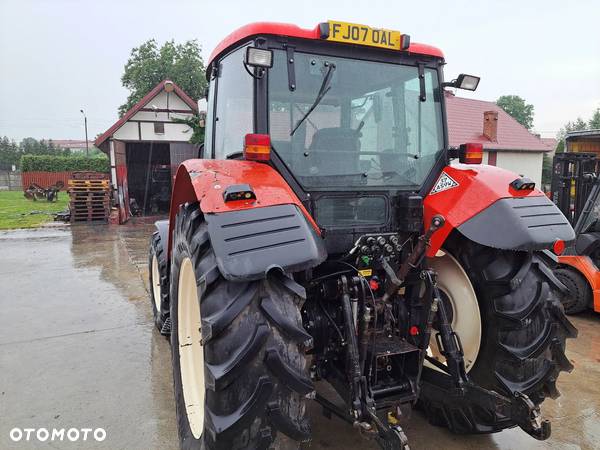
{"left": 445, "top": 92, "right": 552, "bottom": 187}
{"left": 540, "top": 137, "right": 558, "bottom": 152}
{"left": 95, "top": 80, "right": 199, "bottom": 223}
{"left": 50, "top": 140, "right": 95, "bottom": 152}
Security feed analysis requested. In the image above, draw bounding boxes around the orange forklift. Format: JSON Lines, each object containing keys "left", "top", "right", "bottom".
{"left": 552, "top": 130, "right": 600, "bottom": 313}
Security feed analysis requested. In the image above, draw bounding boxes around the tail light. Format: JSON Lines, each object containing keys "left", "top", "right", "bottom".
{"left": 553, "top": 239, "right": 565, "bottom": 256}
{"left": 459, "top": 143, "right": 483, "bottom": 164}
{"left": 244, "top": 134, "right": 271, "bottom": 161}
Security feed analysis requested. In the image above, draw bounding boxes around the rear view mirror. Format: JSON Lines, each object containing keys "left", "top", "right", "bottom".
{"left": 197, "top": 98, "right": 207, "bottom": 114}
{"left": 197, "top": 99, "right": 207, "bottom": 128}
{"left": 198, "top": 111, "right": 206, "bottom": 128}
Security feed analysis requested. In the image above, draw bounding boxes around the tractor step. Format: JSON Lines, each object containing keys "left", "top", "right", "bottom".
{"left": 374, "top": 336, "right": 419, "bottom": 357}
{"left": 371, "top": 336, "right": 420, "bottom": 403}
{"left": 160, "top": 316, "right": 171, "bottom": 336}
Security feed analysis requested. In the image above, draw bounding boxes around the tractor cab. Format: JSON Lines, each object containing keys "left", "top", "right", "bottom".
{"left": 202, "top": 21, "right": 479, "bottom": 254}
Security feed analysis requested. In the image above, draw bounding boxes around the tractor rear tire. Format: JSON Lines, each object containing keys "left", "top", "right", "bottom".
{"left": 420, "top": 236, "right": 577, "bottom": 434}
{"left": 149, "top": 231, "right": 169, "bottom": 333}
{"left": 554, "top": 267, "right": 590, "bottom": 314}
{"left": 170, "top": 202, "right": 313, "bottom": 450}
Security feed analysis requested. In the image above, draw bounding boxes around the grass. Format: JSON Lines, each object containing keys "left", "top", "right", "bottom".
{"left": 0, "top": 190, "right": 69, "bottom": 230}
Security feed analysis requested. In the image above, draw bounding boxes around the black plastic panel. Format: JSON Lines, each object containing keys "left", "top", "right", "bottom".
{"left": 314, "top": 195, "right": 387, "bottom": 228}
{"left": 457, "top": 195, "right": 575, "bottom": 251}
{"left": 206, "top": 204, "right": 327, "bottom": 281}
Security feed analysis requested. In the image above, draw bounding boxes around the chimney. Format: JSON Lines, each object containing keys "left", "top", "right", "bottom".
{"left": 483, "top": 110, "right": 498, "bottom": 142}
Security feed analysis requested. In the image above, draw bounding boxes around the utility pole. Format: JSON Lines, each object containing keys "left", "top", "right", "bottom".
{"left": 80, "top": 109, "right": 89, "bottom": 156}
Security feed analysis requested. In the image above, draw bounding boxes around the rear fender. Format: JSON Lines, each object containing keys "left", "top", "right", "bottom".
{"left": 167, "top": 159, "right": 326, "bottom": 279}
{"left": 424, "top": 164, "right": 575, "bottom": 256}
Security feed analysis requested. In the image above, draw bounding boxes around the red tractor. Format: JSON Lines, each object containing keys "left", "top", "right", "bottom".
{"left": 148, "top": 21, "right": 577, "bottom": 450}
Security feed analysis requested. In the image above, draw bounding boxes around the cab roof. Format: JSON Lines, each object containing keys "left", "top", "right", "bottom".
{"left": 208, "top": 22, "right": 444, "bottom": 66}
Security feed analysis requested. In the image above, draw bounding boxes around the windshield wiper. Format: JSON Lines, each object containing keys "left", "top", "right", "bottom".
{"left": 290, "top": 63, "right": 336, "bottom": 136}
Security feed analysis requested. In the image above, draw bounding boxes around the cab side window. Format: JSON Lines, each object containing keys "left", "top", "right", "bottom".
{"left": 213, "top": 47, "right": 254, "bottom": 159}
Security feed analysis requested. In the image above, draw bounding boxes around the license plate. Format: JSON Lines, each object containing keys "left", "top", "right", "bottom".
{"left": 324, "top": 20, "right": 403, "bottom": 51}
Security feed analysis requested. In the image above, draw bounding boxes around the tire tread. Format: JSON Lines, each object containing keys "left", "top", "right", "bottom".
{"left": 170, "top": 203, "right": 311, "bottom": 450}
{"left": 419, "top": 235, "right": 576, "bottom": 435}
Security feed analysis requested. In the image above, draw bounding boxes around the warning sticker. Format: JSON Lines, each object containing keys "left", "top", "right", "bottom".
{"left": 430, "top": 172, "right": 459, "bottom": 195}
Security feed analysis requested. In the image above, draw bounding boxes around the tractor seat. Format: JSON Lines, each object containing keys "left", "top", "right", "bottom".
{"left": 308, "top": 127, "right": 361, "bottom": 176}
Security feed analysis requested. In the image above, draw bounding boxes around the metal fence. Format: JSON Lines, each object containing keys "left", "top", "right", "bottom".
{"left": 21, "top": 171, "right": 74, "bottom": 191}
{"left": 0, "top": 170, "right": 22, "bottom": 191}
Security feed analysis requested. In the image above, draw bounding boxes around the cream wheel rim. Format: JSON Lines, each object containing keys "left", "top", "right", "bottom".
{"left": 151, "top": 254, "right": 161, "bottom": 312}
{"left": 178, "top": 257, "right": 205, "bottom": 439}
{"left": 425, "top": 250, "right": 481, "bottom": 373}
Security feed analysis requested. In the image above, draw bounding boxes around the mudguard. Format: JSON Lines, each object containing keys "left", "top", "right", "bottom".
{"left": 167, "top": 159, "right": 326, "bottom": 280}
{"left": 424, "top": 164, "right": 575, "bottom": 256}
{"left": 206, "top": 204, "right": 327, "bottom": 281}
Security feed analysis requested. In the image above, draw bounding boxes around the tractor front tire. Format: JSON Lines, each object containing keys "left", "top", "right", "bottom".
{"left": 554, "top": 267, "right": 590, "bottom": 314}
{"left": 170, "top": 203, "right": 313, "bottom": 450}
{"left": 420, "top": 236, "right": 577, "bottom": 434}
{"left": 149, "top": 231, "right": 169, "bottom": 333}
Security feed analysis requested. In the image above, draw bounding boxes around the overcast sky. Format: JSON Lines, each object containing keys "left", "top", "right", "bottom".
{"left": 1, "top": 0, "right": 598, "bottom": 141}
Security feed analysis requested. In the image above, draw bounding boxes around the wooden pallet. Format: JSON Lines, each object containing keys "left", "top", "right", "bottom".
{"left": 70, "top": 205, "right": 109, "bottom": 211}
{"left": 69, "top": 195, "right": 109, "bottom": 202}
{"left": 69, "top": 193, "right": 108, "bottom": 198}
{"left": 70, "top": 202, "right": 108, "bottom": 208}
{"left": 71, "top": 171, "right": 109, "bottom": 181}
{"left": 68, "top": 177, "right": 110, "bottom": 223}
{"left": 68, "top": 180, "right": 109, "bottom": 189}
{"left": 69, "top": 191, "right": 108, "bottom": 197}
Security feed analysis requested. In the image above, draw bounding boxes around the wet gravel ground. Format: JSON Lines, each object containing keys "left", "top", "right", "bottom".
{"left": 1, "top": 223, "right": 600, "bottom": 450}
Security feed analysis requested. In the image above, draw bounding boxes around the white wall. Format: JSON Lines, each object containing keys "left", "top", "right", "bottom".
{"left": 483, "top": 151, "right": 490, "bottom": 164}
{"left": 449, "top": 150, "right": 544, "bottom": 187}
{"left": 111, "top": 89, "right": 196, "bottom": 142}
{"left": 113, "top": 122, "right": 139, "bottom": 140}
{"left": 140, "top": 122, "right": 193, "bottom": 141}
{"left": 148, "top": 90, "right": 189, "bottom": 110}
{"left": 495, "top": 151, "right": 544, "bottom": 187}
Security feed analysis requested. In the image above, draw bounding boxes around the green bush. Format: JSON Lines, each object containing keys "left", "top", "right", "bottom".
{"left": 21, "top": 155, "right": 109, "bottom": 173}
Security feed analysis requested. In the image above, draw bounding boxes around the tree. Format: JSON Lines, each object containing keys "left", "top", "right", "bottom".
{"left": 541, "top": 153, "right": 553, "bottom": 187}
{"left": 119, "top": 39, "right": 206, "bottom": 116}
{"left": 496, "top": 95, "right": 535, "bottom": 130}
{"left": 19, "top": 138, "right": 64, "bottom": 156}
{"left": 172, "top": 113, "right": 205, "bottom": 145}
{"left": 556, "top": 117, "right": 588, "bottom": 153}
{"left": 589, "top": 108, "right": 600, "bottom": 129}
{"left": 0, "top": 136, "right": 20, "bottom": 168}
{"left": 0, "top": 137, "right": 80, "bottom": 169}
